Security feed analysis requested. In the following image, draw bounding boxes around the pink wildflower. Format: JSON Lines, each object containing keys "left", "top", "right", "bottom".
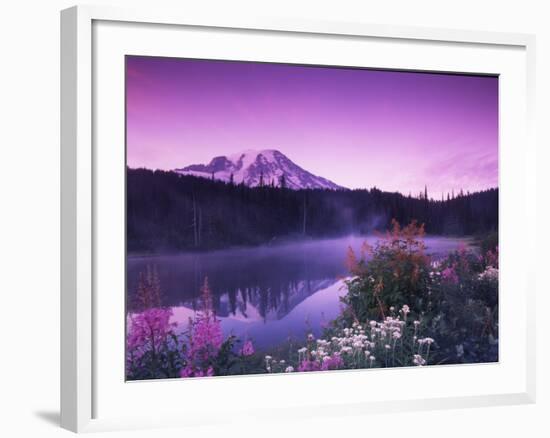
{"left": 181, "top": 278, "right": 223, "bottom": 378}
{"left": 297, "top": 359, "right": 322, "bottom": 372}
{"left": 297, "top": 353, "right": 344, "bottom": 372}
{"left": 180, "top": 365, "right": 214, "bottom": 378}
{"left": 188, "top": 310, "right": 223, "bottom": 362}
{"left": 441, "top": 266, "right": 459, "bottom": 284}
{"left": 240, "top": 340, "right": 255, "bottom": 356}
{"left": 188, "top": 278, "right": 223, "bottom": 360}
{"left": 127, "top": 307, "right": 174, "bottom": 354}
{"left": 321, "top": 353, "right": 344, "bottom": 371}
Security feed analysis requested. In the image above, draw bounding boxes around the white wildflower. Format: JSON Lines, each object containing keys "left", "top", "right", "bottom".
{"left": 413, "top": 354, "right": 426, "bottom": 366}
{"left": 478, "top": 266, "right": 499, "bottom": 282}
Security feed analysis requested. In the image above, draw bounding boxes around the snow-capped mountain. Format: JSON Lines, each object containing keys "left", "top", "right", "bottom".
{"left": 174, "top": 149, "right": 344, "bottom": 190}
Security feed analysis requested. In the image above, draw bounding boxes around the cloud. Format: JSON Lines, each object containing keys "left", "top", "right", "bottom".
{"left": 420, "top": 150, "right": 498, "bottom": 194}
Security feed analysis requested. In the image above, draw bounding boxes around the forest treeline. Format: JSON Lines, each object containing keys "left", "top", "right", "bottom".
{"left": 127, "top": 168, "right": 498, "bottom": 252}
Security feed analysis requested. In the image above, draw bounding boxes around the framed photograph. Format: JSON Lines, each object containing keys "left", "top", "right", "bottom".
{"left": 61, "top": 5, "right": 536, "bottom": 432}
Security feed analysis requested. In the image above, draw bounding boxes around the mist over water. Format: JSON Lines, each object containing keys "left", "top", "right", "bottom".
{"left": 127, "top": 235, "right": 472, "bottom": 350}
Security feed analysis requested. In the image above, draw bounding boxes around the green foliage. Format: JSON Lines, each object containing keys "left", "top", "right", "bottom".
{"left": 126, "top": 332, "right": 185, "bottom": 380}
{"left": 211, "top": 337, "right": 266, "bottom": 376}
{"left": 342, "top": 220, "right": 431, "bottom": 321}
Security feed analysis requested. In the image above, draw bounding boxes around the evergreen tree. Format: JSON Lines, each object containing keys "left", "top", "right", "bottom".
{"left": 126, "top": 168, "right": 498, "bottom": 252}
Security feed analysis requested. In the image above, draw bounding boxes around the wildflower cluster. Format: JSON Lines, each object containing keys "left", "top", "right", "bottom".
{"left": 340, "top": 222, "right": 499, "bottom": 365}
{"left": 180, "top": 278, "right": 224, "bottom": 377}
{"left": 127, "top": 308, "right": 175, "bottom": 354}
{"left": 343, "top": 220, "right": 431, "bottom": 322}
{"left": 126, "top": 307, "right": 180, "bottom": 380}
{"left": 268, "top": 305, "right": 434, "bottom": 373}
{"left": 478, "top": 266, "right": 498, "bottom": 282}
{"left": 126, "top": 274, "right": 265, "bottom": 380}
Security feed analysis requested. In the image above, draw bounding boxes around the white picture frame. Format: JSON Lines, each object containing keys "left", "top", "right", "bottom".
{"left": 60, "top": 4, "right": 537, "bottom": 433}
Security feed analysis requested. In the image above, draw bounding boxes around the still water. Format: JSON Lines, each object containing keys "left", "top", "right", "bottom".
{"left": 127, "top": 236, "right": 470, "bottom": 350}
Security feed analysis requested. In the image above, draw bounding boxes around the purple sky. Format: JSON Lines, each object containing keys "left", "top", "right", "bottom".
{"left": 126, "top": 56, "right": 498, "bottom": 196}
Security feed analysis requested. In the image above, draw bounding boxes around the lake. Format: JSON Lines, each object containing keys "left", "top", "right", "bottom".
{"left": 127, "top": 235, "right": 471, "bottom": 350}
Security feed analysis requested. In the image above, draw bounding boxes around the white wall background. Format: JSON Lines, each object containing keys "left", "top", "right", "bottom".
{"left": 0, "top": 1, "right": 547, "bottom": 436}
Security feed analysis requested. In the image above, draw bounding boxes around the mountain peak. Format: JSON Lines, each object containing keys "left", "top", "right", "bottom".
{"left": 175, "top": 149, "right": 345, "bottom": 190}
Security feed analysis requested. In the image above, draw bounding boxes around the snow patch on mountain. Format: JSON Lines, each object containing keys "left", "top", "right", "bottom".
{"left": 174, "top": 149, "right": 345, "bottom": 190}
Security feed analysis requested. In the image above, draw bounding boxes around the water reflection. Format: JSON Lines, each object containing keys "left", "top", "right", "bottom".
{"left": 127, "top": 235, "right": 470, "bottom": 349}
